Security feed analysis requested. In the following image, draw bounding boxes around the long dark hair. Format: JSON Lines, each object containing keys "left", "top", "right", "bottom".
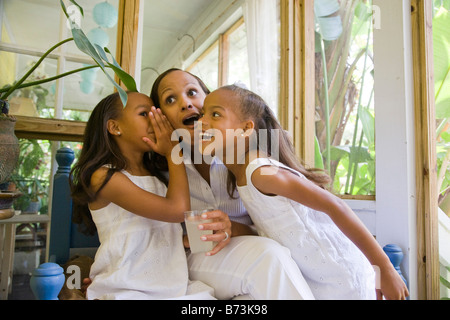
{"left": 220, "top": 85, "right": 331, "bottom": 196}
{"left": 70, "top": 92, "right": 168, "bottom": 235}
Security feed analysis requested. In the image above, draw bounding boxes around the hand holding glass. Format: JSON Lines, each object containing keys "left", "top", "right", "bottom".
{"left": 184, "top": 209, "right": 215, "bottom": 254}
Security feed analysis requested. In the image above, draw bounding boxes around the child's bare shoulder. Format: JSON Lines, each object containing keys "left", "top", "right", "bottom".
{"left": 90, "top": 167, "right": 123, "bottom": 192}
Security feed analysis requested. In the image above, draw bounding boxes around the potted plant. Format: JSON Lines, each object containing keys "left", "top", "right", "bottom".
{"left": 0, "top": 102, "right": 19, "bottom": 187}
{"left": 0, "top": 101, "right": 21, "bottom": 219}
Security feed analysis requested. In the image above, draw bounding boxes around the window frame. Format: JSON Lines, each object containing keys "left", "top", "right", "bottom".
{"left": 186, "top": 17, "right": 245, "bottom": 89}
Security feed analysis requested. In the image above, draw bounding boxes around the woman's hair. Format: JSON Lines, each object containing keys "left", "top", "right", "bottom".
{"left": 70, "top": 92, "right": 168, "bottom": 235}
{"left": 150, "top": 68, "right": 211, "bottom": 108}
{"left": 220, "top": 85, "right": 331, "bottom": 197}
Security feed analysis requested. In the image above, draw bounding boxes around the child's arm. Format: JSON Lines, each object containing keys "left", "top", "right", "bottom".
{"left": 251, "top": 165, "right": 409, "bottom": 300}
{"left": 90, "top": 108, "right": 189, "bottom": 223}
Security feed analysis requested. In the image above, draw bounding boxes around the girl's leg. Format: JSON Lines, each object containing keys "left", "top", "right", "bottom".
{"left": 187, "top": 236, "right": 314, "bottom": 300}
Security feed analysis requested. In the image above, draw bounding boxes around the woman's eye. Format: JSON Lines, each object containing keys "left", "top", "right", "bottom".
{"left": 165, "top": 96, "right": 175, "bottom": 104}
{"left": 187, "top": 89, "right": 197, "bottom": 97}
{"left": 212, "top": 112, "right": 220, "bottom": 118}
{"left": 139, "top": 111, "right": 148, "bottom": 117}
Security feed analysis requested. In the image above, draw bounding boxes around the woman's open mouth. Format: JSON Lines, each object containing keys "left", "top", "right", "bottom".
{"left": 182, "top": 113, "right": 200, "bottom": 126}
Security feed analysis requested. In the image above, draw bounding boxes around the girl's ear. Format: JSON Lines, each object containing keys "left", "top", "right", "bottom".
{"left": 107, "top": 119, "right": 121, "bottom": 136}
{"left": 242, "top": 120, "right": 255, "bottom": 137}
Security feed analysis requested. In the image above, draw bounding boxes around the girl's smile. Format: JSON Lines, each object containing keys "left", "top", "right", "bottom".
{"left": 198, "top": 89, "right": 253, "bottom": 161}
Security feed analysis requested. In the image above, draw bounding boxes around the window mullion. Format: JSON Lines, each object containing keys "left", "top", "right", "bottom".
{"left": 218, "top": 33, "right": 229, "bottom": 87}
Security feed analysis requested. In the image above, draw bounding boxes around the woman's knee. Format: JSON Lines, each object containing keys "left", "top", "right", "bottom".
{"left": 233, "top": 236, "right": 292, "bottom": 263}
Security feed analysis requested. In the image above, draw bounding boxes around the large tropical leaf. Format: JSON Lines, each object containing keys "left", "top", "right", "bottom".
{"left": 314, "top": 135, "right": 325, "bottom": 169}
{"left": 60, "top": 0, "right": 137, "bottom": 107}
{"left": 359, "top": 105, "right": 375, "bottom": 148}
{"left": 329, "top": 145, "right": 372, "bottom": 163}
{"left": 434, "top": 7, "right": 450, "bottom": 119}
{"left": 314, "top": 0, "right": 343, "bottom": 41}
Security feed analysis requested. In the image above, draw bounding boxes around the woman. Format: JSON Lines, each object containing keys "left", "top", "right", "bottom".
{"left": 150, "top": 68, "right": 314, "bottom": 300}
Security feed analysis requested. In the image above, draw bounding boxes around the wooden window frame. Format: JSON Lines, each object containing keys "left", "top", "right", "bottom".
{"left": 279, "top": 0, "right": 315, "bottom": 168}
{"left": 187, "top": 17, "right": 245, "bottom": 88}
{"left": 411, "top": 0, "right": 439, "bottom": 300}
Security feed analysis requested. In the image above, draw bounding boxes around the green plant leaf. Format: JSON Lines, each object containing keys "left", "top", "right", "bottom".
{"left": 103, "top": 47, "right": 138, "bottom": 92}
{"left": 316, "top": 16, "right": 343, "bottom": 41}
{"left": 440, "top": 275, "right": 450, "bottom": 290}
{"left": 68, "top": 28, "right": 131, "bottom": 106}
{"left": 66, "top": 0, "right": 84, "bottom": 16}
{"left": 314, "top": 0, "right": 343, "bottom": 41}
{"left": 359, "top": 105, "right": 375, "bottom": 148}
{"left": 60, "top": 0, "right": 137, "bottom": 107}
{"left": 314, "top": 135, "right": 325, "bottom": 169}
{"left": 329, "top": 145, "right": 372, "bottom": 163}
{"left": 314, "top": 0, "right": 340, "bottom": 17}
{"left": 433, "top": 7, "right": 450, "bottom": 118}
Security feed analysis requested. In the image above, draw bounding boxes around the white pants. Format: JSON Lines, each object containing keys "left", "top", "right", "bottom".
{"left": 187, "top": 236, "right": 314, "bottom": 300}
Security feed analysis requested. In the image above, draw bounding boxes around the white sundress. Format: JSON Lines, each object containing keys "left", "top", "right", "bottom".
{"left": 87, "top": 171, "right": 215, "bottom": 300}
{"left": 236, "top": 158, "right": 376, "bottom": 300}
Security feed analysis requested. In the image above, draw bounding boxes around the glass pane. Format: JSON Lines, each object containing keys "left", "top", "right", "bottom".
{"left": 10, "top": 139, "right": 52, "bottom": 215}
{"left": 188, "top": 42, "right": 219, "bottom": 91}
{"left": 61, "top": 60, "right": 115, "bottom": 120}
{"left": 2, "top": 0, "right": 60, "bottom": 51}
{"left": 5, "top": 53, "right": 57, "bottom": 117}
{"left": 315, "top": 0, "right": 375, "bottom": 196}
{"left": 228, "top": 22, "right": 250, "bottom": 88}
{"left": 433, "top": 0, "right": 450, "bottom": 300}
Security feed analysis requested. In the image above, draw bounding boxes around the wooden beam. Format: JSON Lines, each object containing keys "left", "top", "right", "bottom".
{"left": 116, "top": 0, "right": 140, "bottom": 81}
{"left": 14, "top": 116, "right": 85, "bottom": 142}
{"left": 279, "top": 0, "right": 315, "bottom": 167}
{"left": 218, "top": 33, "right": 230, "bottom": 87}
{"left": 411, "top": 0, "right": 439, "bottom": 300}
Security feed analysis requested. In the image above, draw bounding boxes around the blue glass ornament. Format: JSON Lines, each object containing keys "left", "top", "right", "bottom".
{"left": 87, "top": 28, "right": 109, "bottom": 48}
{"left": 80, "top": 80, "right": 95, "bottom": 94}
{"left": 81, "top": 64, "right": 99, "bottom": 82}
{"left": 93, "top": 1, "right": 118, "bottom": 29}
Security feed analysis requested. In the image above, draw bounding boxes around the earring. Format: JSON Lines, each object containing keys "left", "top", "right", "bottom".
{"left": 117, "top": 131, "right": 121, "bottom": 136}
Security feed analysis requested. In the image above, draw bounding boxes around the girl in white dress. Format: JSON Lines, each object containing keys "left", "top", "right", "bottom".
{"left": 70, "top": 91, "right": 214, "bottom": 300}
{"left": 197, "top": 84, "right": 409, "bottom": 300}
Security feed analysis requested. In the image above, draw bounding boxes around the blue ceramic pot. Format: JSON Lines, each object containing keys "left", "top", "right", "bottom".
{"left": 30, "top": 262, "right": 65, "bottom": 300}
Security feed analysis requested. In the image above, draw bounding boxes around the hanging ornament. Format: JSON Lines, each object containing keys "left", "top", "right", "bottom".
{"left": 80, "top": 80, "right": 95, "bottom": 94}
{"left": 87, "top": 28, "right": 110, "bottom": 48}
{"left": 93, "top": 1, "right": 118, "bottom": 29}
{"left": 81, "top": 65, "right": 100, "bottom": 82}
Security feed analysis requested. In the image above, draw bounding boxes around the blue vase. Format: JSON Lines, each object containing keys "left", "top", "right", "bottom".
{"left": 383, "top": 244, "right": 408, "bottom": 286}
{"left": 30, "top": 262, "right": 65, "bottom": 300}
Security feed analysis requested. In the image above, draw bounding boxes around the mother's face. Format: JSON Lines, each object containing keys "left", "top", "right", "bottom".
{"left": 157, "top": 70, "right": 207, "bottom": 145}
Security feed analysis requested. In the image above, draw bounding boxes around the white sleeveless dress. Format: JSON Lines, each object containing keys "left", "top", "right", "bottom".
{"left": 87, "top": 171, "right": 215, "bottom": 300}
{"left": 236, "top": 158, "right": 376, "bottom": 300}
